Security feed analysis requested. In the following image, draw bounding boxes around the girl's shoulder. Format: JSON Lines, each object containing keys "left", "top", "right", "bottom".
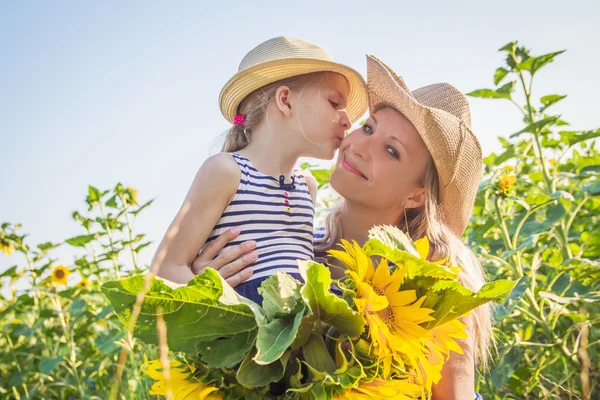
{"left": 190, "top": 153, "right": 241, "bottom": 199}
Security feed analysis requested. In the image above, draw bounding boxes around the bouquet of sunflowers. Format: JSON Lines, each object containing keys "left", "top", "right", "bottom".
{"left": 102, "top": 226, "right": 515, "bottom": 399}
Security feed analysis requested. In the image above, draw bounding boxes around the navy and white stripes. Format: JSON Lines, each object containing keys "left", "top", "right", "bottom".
{"left": 204, "top": 153, "right": 315, "bottom": 282}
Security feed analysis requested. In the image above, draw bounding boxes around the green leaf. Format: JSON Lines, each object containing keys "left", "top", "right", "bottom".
{"left": 236, "top": 347, "right": 289, "bottom": 387}
{"left": 298, "top": 261, "right": 365, "bottom": 337}
{"left": 562, "top": 129, "right": 600, "bottom": 147}
{"left": 69, "top": 299, "right": 87, "bottom": 317}
{"left": 494, "top": 146, "right": 518, "bottom": 166}
{"left": 254, "top": 309, "right": 306, "bottom": 365}
{"left": 518, "top": 50, "right": 566, "bottom": 75}
{"left": 495, "top": 277, "right": 528, "bottom": 320}
{"left": 422, "top": 279, "right": 516, "bottom": 329}
{"left": 491, "top": 347, "right": 523, "bottom": 388}
{"left": 494, "top": 67, "right": 510, "bottom": 85}
{"left": 363, "top": 239, "right": 456, "bottom": 281}
{"left": 37, "top": 242, "right": 60, "bottom": 252}
{"left": 65, "top": 234, "right": 97, "bottom": 248}
{"left": 258, "top": 272, "right": 304, "bottom": 320}
{"left": 87, "top": 185, "right": 101, "bottom": 202}
{"left": 583, "top": 180, "right": 600, "bottom": 195}
{"left": 252, "top": 273, "right": 309, "bottom": 365}
{"left": 518, "top": 202, "right": 567, "bottom": 237}
{"left": 498, "top": 41, "right": 517, "bottom": 53}
{"left": 367, "top": 225, "right": 419, "bottom": 256}
{"left": 579, "top": 165, "right": 600, "bottom": 177}
{"left": 95, "top": 329, "right": 126, "bottom": 355}
{"left": 540, "top": 94, "right": 567, "bottom": 112}
{"left": 309, "top": 168, "right": 333, "bottom": 188}
{"left": 131, "top": 199, "right": 155, "bottom": 216}
{"left": 101, "top": 270, "right": 263, "bottom": 354}
{"left": 0, "top": 265, "right": 20, "bottom": 279}
{"left": 511, "top": 116, "right": 558, "bottom": 138}
{"left": 466, "top": 82, "right": 514, "bottom": 100}
{"left": 302, "top": 332, "right": 337, "bottom": 375}
{"left": 38, "top": 356, "right": 63, "bottom": 374}
{"left": 134, "top": 241, "right": 152, "bottom": 253}
{"left": 538, "top": 291, "right": 600, "bottom": 304}
{"left": 105, "top": 194, "right": 119, "bottom": 208}
{"left": 197, "top": 330, "right": 256, "bottom": 368}
{"left": 497, "top": 81, "right": 516, "bottom": 96}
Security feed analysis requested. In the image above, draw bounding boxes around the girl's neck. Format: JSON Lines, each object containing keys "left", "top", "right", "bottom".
{"left": 339, "top": 200, "right": 403, "bottom": 247}
{"left": 236, "top": 120, "right": 300, "bottom": 180}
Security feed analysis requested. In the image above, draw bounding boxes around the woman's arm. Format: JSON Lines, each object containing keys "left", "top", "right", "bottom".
{"left": 432, "top": 318, "right": 477, "bottom": 400}
{"left": 152, "top": 153, "right": 240, "bottom": 284}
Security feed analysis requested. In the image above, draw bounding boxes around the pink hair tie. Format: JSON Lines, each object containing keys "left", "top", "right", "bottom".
{"left": 233, "top": 113, "right": 246, "bottom": 126}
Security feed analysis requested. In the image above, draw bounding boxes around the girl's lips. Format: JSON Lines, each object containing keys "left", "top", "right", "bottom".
{"left": 342, "top": 158, "right": 367, "bottom": 179}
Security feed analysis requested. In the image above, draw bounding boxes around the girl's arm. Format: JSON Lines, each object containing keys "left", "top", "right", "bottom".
{"left": 152, "top": 153, "right": 240, "bottom": 284}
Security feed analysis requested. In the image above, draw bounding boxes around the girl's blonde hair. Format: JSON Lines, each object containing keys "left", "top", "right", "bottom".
{"left": 222, "top": 73, "right": 320, "bottom": 153}
{"left": 315, "top": 159, "right": 493, "bottom": 368}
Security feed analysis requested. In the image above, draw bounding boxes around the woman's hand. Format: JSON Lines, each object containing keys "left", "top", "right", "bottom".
{"left": 190, "top": 228, "right": 257, "bottom": 287}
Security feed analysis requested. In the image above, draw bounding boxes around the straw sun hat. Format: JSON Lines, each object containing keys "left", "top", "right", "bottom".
{"left": 366, "top": 55, "right": 483, "bottom": 236}
{"left": 219, "top": 36, "right": 368, "bottom": 124}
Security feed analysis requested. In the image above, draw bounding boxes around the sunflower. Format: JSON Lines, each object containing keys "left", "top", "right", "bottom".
{"left": 141, "top": 355, "right": 222, "bottom": 400}
{"left": 330, "top": 240, "right": 435, "bottom": 376}
{"left": 123, "top": 186, "right": 139, "bottom": 206}
{"left": 51, "top": 265, "right": 70, "bottom": 285}
{"left": 334, "top": 378, "right": 423, "bottom": 400}
{"left": 77, "top": 278, "right": 90, "bottom": 289}
{"left": 0, "top": 242, "right": 15, "bottom": 255}
{"left": 498, "top": 173, "right": 516, "bottom": 194}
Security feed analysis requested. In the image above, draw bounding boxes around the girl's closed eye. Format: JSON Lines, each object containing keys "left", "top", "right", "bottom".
{"left": 386, "top": 146, "right": 400, "bottom": 160}
{"left": 329, "top": 99, "right": 339, "bottom": 109}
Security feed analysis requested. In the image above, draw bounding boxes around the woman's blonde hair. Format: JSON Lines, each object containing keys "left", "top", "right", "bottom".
{"left": 315, "top": 159, "right": 493, "bottom": 368}
{"left": 222, "top": 73, "right": 320, "bottom": 153}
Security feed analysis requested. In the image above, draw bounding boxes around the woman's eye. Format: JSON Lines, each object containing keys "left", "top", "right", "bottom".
{"left": 363, "top": 124, "right": 373, "bottom": 134}
{"left": 386, "top": 146, "right": 399, "bottom": 160}
{"left": 329, "top": 100, "right": 339, "bottom": 108}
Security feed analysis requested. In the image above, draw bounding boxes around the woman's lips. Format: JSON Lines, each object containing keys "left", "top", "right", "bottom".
{"left": 342, "top": 158, "right": 367, "bottom": 179}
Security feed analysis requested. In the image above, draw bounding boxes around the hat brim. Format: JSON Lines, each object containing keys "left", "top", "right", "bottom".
{"left": 219, "top": 58, "right": 368, "bottom": 124}
{"left": 366, "top": 54, "right": 481, "bottom": 236}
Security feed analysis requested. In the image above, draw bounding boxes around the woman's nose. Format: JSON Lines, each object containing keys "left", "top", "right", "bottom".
{"left": 349, "top": 134, "right": 370, "bottom": 161}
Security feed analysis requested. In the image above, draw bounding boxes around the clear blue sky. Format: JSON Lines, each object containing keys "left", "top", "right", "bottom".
{"left": 1, "top": 0, "right": 599, "bottom": 276}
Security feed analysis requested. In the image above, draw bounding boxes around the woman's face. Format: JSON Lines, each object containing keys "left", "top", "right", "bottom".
{"left": 330, "top": 106, "right": 431, "bottom": 213}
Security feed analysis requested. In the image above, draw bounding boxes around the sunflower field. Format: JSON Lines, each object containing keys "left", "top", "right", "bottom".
{"left": 1, "top": 43, "right": 598, "bottom": 399}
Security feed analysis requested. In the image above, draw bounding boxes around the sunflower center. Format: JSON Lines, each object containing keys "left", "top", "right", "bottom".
{"left": 55, "top": 270, "right": 65, "bottom": 279}
{"left": 370, "top": 285, "right": 395, "bottom": 328}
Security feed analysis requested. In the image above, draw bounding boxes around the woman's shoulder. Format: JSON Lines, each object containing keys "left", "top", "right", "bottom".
{"left": 313, "top": 225, "right": 328, "bottom": 262}
{"left": 313, "top": 225, "right": 327, "bottom": 241}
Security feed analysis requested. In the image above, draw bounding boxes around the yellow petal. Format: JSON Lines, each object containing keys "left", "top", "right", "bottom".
{"left": 388, "top": 290, "right": 417, "bottom": 307}
{"left": 414, "top": 237, "right": 430, "bottom": 259}
{"left": 372, "top": 260, "right": 391, "bottom": 289}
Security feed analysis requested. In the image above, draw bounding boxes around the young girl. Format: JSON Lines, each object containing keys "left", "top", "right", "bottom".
{"left": 153, "top": 36, "right": 367, "bottom": 303}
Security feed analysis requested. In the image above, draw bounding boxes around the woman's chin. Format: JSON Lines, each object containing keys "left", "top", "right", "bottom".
{"left": 330, "top": 168, "right": 358, "bottom": 195}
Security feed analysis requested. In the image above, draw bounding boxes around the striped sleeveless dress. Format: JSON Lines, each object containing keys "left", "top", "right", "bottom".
{"left": 204, "top": 153, "right": 315, "bottom": 304}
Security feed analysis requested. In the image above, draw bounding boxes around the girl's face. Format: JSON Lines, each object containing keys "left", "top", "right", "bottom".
{"left": 290, "top": 72, "right": 351, "bottom": 160}
{"left": 330, "top": 106, "right": 431, "bottom": 213}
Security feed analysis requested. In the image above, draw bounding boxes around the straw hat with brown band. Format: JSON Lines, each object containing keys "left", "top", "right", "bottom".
{"left": 366, "top": 54, "right": 483, "bottom": 236}
{"left": 219, "top": 36, "right": 368, "bottom": 124}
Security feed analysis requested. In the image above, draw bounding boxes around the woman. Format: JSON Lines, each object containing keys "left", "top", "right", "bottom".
{"left": 187, "top": 55, "right": 490, "bottom": 400}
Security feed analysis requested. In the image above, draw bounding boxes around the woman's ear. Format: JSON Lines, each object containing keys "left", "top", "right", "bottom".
{"left": 404, "top": 187, "right": 427, "bottom": 210}
{"left": 275, "top": 86, "right": 293, "bottom": 117}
